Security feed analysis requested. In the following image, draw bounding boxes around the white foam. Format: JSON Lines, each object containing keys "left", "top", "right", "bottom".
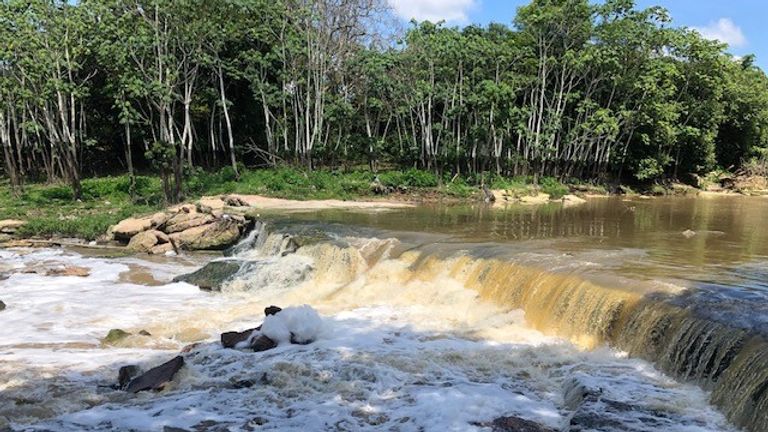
{"left": 260, "top": 305, "right": 323, "bottom": 344}
{"left": 0, "top": 248, "right": 739, "bottom": 432}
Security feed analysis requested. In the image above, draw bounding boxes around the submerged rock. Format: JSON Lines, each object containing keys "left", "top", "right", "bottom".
{"left": 473, "top": 416, "right": 556, "bottom": 432}
{"left": 44, "top": 266, "right": 90, "bottom": 277}
{"left": 125, "top": 356, "right": 185, "bottom": 393}
{"left": 102, "top": 329, "right": 131, "bottom": 345}
{"left": 173, "top": 260, "right": 245, "bottom": 291}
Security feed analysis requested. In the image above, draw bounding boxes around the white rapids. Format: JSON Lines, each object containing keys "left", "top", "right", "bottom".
{"left": 0, "top": 245, "right": 737, "bottom": 432}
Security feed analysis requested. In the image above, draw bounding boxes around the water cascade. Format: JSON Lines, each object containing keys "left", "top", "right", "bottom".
{"left": 229, "top": 224, "right": 768, "bottom": 432}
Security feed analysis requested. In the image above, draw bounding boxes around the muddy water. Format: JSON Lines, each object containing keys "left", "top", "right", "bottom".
{"left": 1, "top": 195, "right": 767, "bottom": 431}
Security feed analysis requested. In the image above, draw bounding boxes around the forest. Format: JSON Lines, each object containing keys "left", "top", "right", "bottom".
{"left": 2, "top": 0, "right": 768, "bottom": 203}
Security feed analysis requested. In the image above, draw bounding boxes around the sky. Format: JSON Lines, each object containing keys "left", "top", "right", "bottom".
{"left": 386, "top": 0, "right": 767, "bottom": 70}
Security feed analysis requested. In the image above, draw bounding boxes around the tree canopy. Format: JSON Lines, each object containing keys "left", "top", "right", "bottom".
{"left": 2, "top": 0, "right": 768, "bottom": 201}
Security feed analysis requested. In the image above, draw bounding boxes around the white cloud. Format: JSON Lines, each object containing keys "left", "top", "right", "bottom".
{"left": 694, "top": 18, "right": 747, "bottom": 47}
{"left": 388, "top": 0, "right": 476, "bottom": 23}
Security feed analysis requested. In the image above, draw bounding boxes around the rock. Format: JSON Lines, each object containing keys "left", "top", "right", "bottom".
{"left": 125, "top": 356, "right": 184, "bottom": 393}
{"left": 682, "top": 229, "right": 697, "bottom": 238}
{"left": 164, "top": 212, "right": 215, "bottom": 234}
{"left": 150, "top": 243, "right": 175, "bottom": 255}
{"left": 250, "top": 334, "right": 277, "bottom": 352}
{"left": 126, "top": 230, "right": 161, "bottom": 253}
{"left": 103, "top": 329, "right": 131, "bottom": 345}
{"left": 112, "top": 216, "right": 154, "bottom": 240}
{"left": 224, "top": 195, "right": 250, "bottom": 207}
{"left": 1, "top": 239, "right": 34, "bottom": 248}
{"left": 0, "top": 301, "right": 5, "bottom": 311}
{"left": 173, "top": 260, "right": 244, "bottom": 291}
{"left": 221, "top": 328, "right": 258, "bottom": 349}
{"left": 138, "top": 330, "right": 152, "bottom": 336}
{"left": 561, "top": 194, "right": 587, "bottom": 206}
{"left": 118, "top": 365, "right": 142, "bottom": 389}
{"left": 45, "top": 266, "right": 90, "bottom": 277}
{"left": 265, "top": 305, "right": 282, "bottom": 316}
{"left": 150, "top": 211, "right": 171, "bottom": 228}
{"left": 473, "top": 416, "right": 556, "bottom": 432}
{"left": 0, "top": 219, "right": 25, "bottom": 234}
{"left": 171, "top": 219, "right": 243, "bottom": 251}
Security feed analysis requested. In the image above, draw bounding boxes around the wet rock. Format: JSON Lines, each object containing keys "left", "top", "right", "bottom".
{"left": 0, "top": 301, "right": 5, "bottom": 311}
{"left": 0, "top": 219, "right": 25, "bottom": 234}
{"left": 473, "top": 416, "right": 556, "bottom": 432}
{"left": 221, "top": 328, "right": 258, "bottom": 349}
{"left": 125, "top": 356, "right": 184, "bottom": 393}
{"left": 0, "top": 239, "right": 33, "bottom": 248}
{"left": 45, "top": 266, "right": 90, "bottom": 277}
{"left": 265, "top": 305, "right": 282, "bottom": 316}
{"left": 231, "top": 379, "right": 256, "bottom": 389}
{"left": 118, "top": 365, "right": 142, "bottom": 389}
{"left": 126, "top": 230, "right": 161, "bottom": 253}
{"left": 173, "top": 260, "right": 244, "bottom": 291}
{"left": 250, "top": 334, "right": 277, "bottom": 352}
{"left": 139, "top": 330, "right": 152, "bottom": 336}
{"left": 150, "top": 242, "right": 176, "bottom": 255}
{"left": 103, "top": 329, "right": 131, "bottom": 345}
{"left": 163, "top": 426, "right": 190, "bottom": 432}
{"left": 112, "top": 216, "right": 154, "bottom": 240}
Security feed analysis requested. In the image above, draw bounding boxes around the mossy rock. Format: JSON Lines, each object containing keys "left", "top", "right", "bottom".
{"left": 103, "top": 329, "right": 132, "bottom": 345}
{"left": 173, "top": 260, "right": 245, "bottom": 291}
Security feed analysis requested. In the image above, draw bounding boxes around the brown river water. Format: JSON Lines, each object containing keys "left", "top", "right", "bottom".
{"left": 1, "top": 194, "right": 767, "bottom": 431}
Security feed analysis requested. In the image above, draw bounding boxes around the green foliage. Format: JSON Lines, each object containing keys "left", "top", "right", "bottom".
{"left": 539, "top": 177, "right": 569, "bottom": 199}
{"left": 2, "top": 0, "right": 768, "bottom": 200}
{"left": 378, "top": 169, "right": 439, "bottom": 189}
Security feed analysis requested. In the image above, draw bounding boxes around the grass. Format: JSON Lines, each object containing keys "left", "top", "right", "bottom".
{"left": 0, "top": 167, "right": 574, "bottom": 240}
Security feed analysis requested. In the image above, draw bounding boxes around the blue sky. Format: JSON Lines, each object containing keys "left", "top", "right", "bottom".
{"left": 387, "top": 0, "right": 767, "bottom": 70}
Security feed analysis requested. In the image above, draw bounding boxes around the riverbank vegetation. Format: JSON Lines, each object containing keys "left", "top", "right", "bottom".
{"left": 0, "top": 167, "right": 581, "bottom": 239}
{"left": 2, "top": 0, "right": 768, "bottom": 205}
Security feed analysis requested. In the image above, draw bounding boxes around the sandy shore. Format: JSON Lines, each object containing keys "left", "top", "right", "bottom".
{"left": 200, "top": 194, "right": 415, "bottom": 212}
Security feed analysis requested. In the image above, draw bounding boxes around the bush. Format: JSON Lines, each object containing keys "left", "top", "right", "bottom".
{"left": 539, "top": 177, "right": 568, "bottom": 199}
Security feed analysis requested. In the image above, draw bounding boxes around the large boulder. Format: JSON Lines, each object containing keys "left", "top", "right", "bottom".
{"left": 170, "top": 219, "right": 242, "bottom": 251}
{"left": 163, "top": 212, "right": 215, "bottom": 234}
{"left": 124, "top": 356, "right": 185, "bottom": 393}
{"left": 126, "top": 230, "right": 161, "bottom": 253}
{"left": 173, "top": 260, "right": 245, "bottom": 291}
{"left": 112, "top": 216, "right": 154, "bottom": 240}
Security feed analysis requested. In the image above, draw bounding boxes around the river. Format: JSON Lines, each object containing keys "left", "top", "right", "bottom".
{"left": 1, "top": 195, "right": 767, "bottom": 431}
